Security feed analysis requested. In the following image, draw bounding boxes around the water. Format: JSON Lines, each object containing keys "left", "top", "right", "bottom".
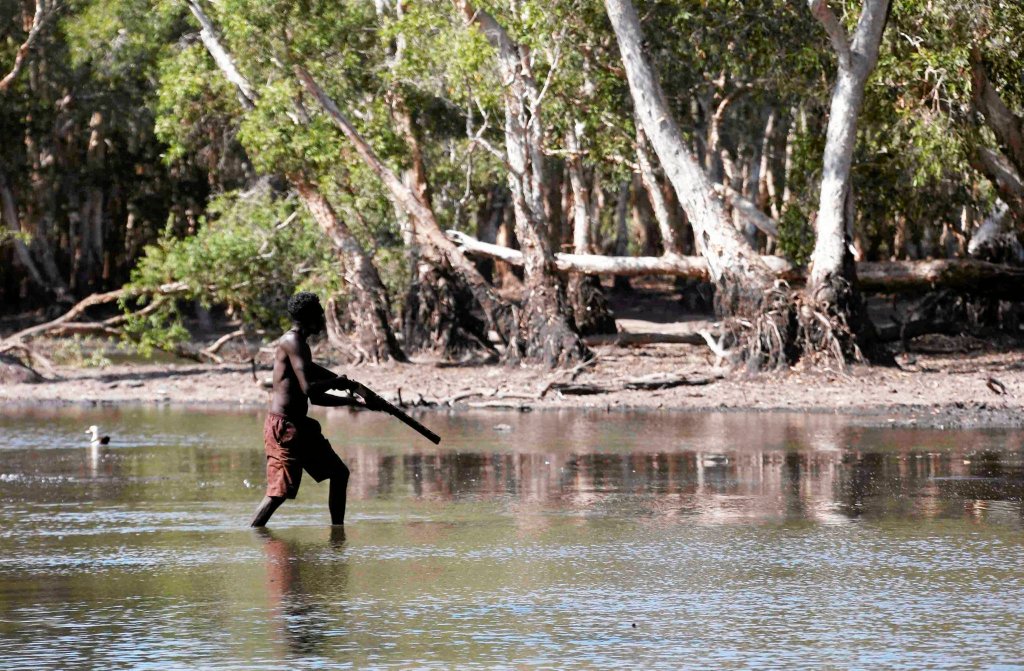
{"left": 1, "top": 407, "right": 1022, "bottom": 669}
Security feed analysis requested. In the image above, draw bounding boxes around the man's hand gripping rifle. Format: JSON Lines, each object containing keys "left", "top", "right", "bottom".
{"left": 322, "top": 376, "right": 441, "bottom": 445}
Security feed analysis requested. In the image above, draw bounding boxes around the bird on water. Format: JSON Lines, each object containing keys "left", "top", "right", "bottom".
{"left": 85, "top": 425, "right": 110, "bottom": 446}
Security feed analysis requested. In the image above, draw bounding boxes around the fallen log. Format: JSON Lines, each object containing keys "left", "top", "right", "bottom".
{"left": 447, "top": 230, "right": 1024, "bottom": 295}
{"left": 548, "top": 372, "right": 719, "bottom": 395}
{"left": 583, "top": 331, "right": 706, "bottom": 346}
{"left": 46, "top": 323, "right": 123, "bottom": 338}
{"left": 622, "top": 372, "right": 716, "bottom": 389}
{"left": 857, "top": 259, "right": 1024, "bottom": 298}
{"left": 2, "top": 282, "right": 188, "bottom": 345}
{"left": 447, "top": 229, "right": 795, "bottom": 279}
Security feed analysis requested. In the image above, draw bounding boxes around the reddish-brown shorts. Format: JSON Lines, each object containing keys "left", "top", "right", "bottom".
{"left": 263, "top": 413, "right": 347, "bottom": 499}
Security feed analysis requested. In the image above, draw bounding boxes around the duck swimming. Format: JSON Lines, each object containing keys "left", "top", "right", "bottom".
{"left": 85, "top": 425, "right": 110, "bottom": 446}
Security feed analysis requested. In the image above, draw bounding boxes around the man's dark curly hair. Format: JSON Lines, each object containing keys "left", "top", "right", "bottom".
{"left": 287, "top": 291, "right": 322, "bottom": 322}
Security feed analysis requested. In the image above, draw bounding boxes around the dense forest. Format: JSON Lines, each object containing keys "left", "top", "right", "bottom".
{"left": 1, "top": 0, "right": 1023, "bottom": 370}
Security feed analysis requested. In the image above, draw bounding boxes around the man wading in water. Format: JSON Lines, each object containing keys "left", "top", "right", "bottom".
{"left": 251, "top": 291, "right": 374, "bottom": 527}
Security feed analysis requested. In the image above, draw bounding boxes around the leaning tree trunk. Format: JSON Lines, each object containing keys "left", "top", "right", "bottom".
{"left": 634, "top": 123, "right": 680, "bottom": 255}
{"left": 565, "top": 123, "right": 616, "bottom": 335}
{"left": 970, "top": 48, "right": 1024, "bottom": 223}
{"left": 293, "top": 66, "right": 517, "bottom": 359}
{"left": 456, "top": 0, "right": 589, "bottom": 367}
{"left": 186, "top": 0, "right": 405, "bottom": 362}
{"left": 0, "top": 170, "right": 47, "bottom": 293}
{"left": 0, "top": 0, "right": 54, "bottom": 93}
{"left": 293, "top": 178, "right": 406, "bottom": 363}
{"left": 604, "top": 0, "right": 776, "bottom": 318}
{"left": 806, "top": 0, "right": 890, "bottom": 361}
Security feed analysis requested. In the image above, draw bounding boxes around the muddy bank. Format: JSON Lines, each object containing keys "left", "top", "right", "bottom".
{"left": 2, "top": 338, "right": 1022, "bottom": 429}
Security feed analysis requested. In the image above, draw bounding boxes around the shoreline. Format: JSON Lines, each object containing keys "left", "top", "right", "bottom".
{"left": 3, "top": 341, "right": 1022, "bottom": 429}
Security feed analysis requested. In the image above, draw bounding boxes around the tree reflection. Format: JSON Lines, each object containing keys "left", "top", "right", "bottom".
{"left": 333, "top": 421, "right": 1024, "bottom": 525}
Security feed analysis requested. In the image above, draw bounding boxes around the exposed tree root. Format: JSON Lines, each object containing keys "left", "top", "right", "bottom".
{"left": 506, "top": 281, "right": 592, "bottom": 368}
{"left": 797, "top": 276, "right": 865, "bottom": 367}
{"left": 402, "top": 260, "right": 502, "bottom": 360}
{"left": 568, "top": 274, "right": 617, "bottom": 336}
{"left": 713, "top": 279, "right": 866, "bottom": 374}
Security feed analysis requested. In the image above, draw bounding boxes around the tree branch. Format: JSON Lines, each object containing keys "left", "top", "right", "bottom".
{"left": 713, "top": 183, "right": 779, "bottom": 239}
{"left": 971, "top": 47, "right": 1024, "bottom": 174}
{"left": 808, "top": 0, "right": 851, "bottom": 69}
{"left": 1, "top": 282, "right": 188, "bottom": 345}
{"left": 0, "top": 0, "right": 58, "bottom": 93}
{"left": 185, "top": 0, "right": 257, "bottom": 110}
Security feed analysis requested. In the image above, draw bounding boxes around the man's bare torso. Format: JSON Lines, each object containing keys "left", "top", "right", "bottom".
{"left": 270, "top": 331, "right": 309, "bottom": 417}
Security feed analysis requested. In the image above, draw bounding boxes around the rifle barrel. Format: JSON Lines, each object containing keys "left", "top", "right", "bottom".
{"left": 348, "top": 381, "right": 440, "bottom": 444}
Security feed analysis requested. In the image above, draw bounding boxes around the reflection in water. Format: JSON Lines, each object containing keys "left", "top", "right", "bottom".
{"left": 256, "top": 527, "right": 350, "bottom": 659}
{"left": 0, "top": 409, "right": 1023, "bottom": 669}
{"left": 342, "top": 438, "right": 1023, "bottom": 526}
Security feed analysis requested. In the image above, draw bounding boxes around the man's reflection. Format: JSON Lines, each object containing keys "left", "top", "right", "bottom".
{"left": 256, "top": 528, "right": 350, "bottom": 658}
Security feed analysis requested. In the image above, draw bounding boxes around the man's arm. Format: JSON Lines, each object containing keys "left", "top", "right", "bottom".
{"left": 283, "top": 335, "right": 357, "bottom": 399}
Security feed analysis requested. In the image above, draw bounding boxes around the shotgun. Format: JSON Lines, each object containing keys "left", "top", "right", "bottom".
{"left": 327, "top": 376, "right": 441, "bottom": 445}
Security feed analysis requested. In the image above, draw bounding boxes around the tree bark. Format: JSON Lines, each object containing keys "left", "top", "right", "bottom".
{"left": 970, "top": 49, "right": 1024, "bottom": 222}
{"left": 448, "top": 230, "right": 1024, "bottom": 296}
{"left": 970, "top": 148, "right": 1024, "bottom": 219}
{"left": 565, "top": 124, "right": 616, "bottom": 335}
{"left": 449, "top": 229, "right": 794, "bottom": 278}
{"left": 605, "top": 0, "right": 776, "bottom": 317}
{"left": 0, "top": 0, "right": 54, "bottom": 93}
{"left": 635, "top": 124, "right": 680, "bottom": 254}
{"left": 970, "top": 48, "right": 1024, "bottom": 176}
{"left": 456, "top": 0, "right": 589, "bottom": 367}
{"left": 612, "top": 180, "right": 632, "bottom": 292}
{"left": 293, "top": 178, "right": 407, "bottom": 363}
{"left": 713, "top": 183, "right": 779, "bottom": 239}
{"left": 806, "top": 0, "right": 890, "bottom": 358}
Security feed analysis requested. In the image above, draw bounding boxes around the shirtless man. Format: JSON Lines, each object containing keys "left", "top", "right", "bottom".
{"left": 250, "top": 291, "right": 371, "bottom": 527}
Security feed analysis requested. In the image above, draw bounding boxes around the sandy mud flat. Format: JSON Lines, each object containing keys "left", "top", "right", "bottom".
{"left": 3, "top": 339, "right": 1021, "bottom": 429}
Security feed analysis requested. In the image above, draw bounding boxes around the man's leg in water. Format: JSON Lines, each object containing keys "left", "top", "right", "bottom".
{"left": 328, "top": 462, "right": 350, "bottom": 525}
{"left": 251, "top": 496, "right": 285, "bottom": 527}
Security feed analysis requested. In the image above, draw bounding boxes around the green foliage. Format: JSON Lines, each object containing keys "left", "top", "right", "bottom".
{"left": 236, "top": 80, "right": 335, "bottom": 175}
{"left": 7, "top": 0, "right": 1024, "bottom": 323}
{"left": 155, "top": 42, "right": 244, "bottom": 164}
{"left": 50, "top": 336, "right": 113, "bottom": 368}
{"left": 122, "top": 189, "right": 341, "bottom": 352}
{"left": 777, "top": 205, "right": 816, "bottom": 265}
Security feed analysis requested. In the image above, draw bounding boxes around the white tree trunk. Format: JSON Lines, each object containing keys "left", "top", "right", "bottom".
{"left": 807, "top": 0, "right": 890, "bottom": 290}
{"left": 456, "top": 0, "right": 589, "bottom": 366}
{"left": 635, "top": 124, "right": 680, "bottom": 254}
{"left": 565, "top": 124, "right": 591, "bottom": 255}
{"left": 604, "top": 0, "right": 775, "bottom": 315}
{"left": 0, "top": 0, "right": 53, "bottom": 93}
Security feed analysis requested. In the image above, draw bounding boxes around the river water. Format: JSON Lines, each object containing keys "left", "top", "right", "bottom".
{"left": 0, "top": 406, "right": 1022, "bottom": 669}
